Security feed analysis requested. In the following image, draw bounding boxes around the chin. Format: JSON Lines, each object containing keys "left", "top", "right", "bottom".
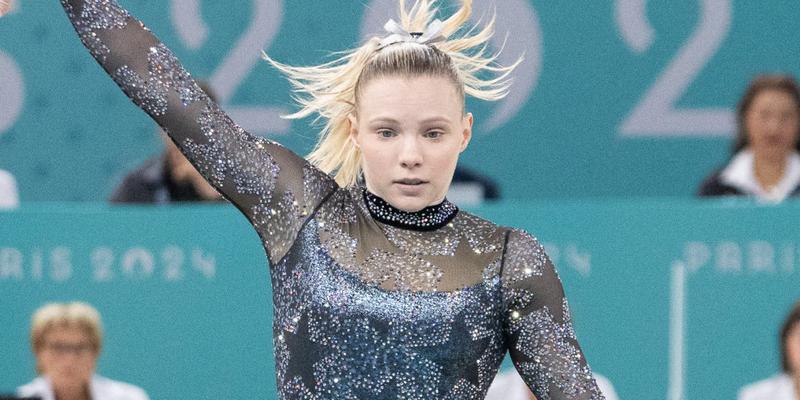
{"left": 387, "top": 194, "right": 430, "bottom": 212}
{"left": 395, "top": 200, "right": 427, "bottom": 212}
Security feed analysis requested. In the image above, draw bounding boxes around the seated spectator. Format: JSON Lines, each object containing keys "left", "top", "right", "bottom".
{"left": 447, "top": 165, "right": 501, "bottom": 206}
{"left": 17, "top": 302, "right": 149, "bottom": 400}
{"left": 738, "top": 300, "right": 800, "bottom": 400}
{"left": 698, "top": 74, "right": 800, "bottom": 202}
{"left": 0, "top": 169, "right": 19, "bottom": 209}
{"left": 109, "top": 81, "right": 223, "bottom": 204}
{"left": 484, "top": 368, "right": 619, "bottom": 400}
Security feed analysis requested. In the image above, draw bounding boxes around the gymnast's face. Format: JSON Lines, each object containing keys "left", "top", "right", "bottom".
{"left": 350, "top": 75, "right": 472, "bottom": 212}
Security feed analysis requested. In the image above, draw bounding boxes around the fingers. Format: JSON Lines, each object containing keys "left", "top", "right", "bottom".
{"left": 0, "top": 0, "right": 13, "bottom": 18}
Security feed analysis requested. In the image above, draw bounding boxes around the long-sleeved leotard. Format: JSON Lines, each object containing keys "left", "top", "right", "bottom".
{"left": 59, "top": 1, "right": 604, "bottom": 399}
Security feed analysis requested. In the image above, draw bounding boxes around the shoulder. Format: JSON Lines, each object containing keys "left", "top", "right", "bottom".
{"left": 504, "top": 228, "right": 548, "bottom": 263}
{"left": 738, "top": 373, "right": 794, "bottom": 400}
{"left": 451, "top": 210, "right": 509, "bottom": 247}
{"left": 501, "top": 228, "right": 553, "bottom": 280}
{"left": 697, "top": 167, "right": 743, "bottom": 197}
{"left": 93, "top": 375, "right": 150, "bottom": 400}
{"left": 17, "top": 376, "right": 51, "bottom": 398}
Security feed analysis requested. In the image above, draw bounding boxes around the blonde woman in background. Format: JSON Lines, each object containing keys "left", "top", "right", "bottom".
{"left": 739, "top": 301, "right": 800, "bottom": 400}
{"left": 17, "top": 302, "right": 149, "bottom": 400}
{"left": 53, "top": 0, "right": 604, "bottom": 398}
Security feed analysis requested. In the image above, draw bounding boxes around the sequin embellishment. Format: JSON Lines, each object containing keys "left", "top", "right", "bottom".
{"left": 61, "top": 0, "right": 129, "bottom": 63}
{"left": 60, "top": 0, "right": 605, "bottom": 397}
{"left": 511, "top": 300, "right": 601, "bottom": 400}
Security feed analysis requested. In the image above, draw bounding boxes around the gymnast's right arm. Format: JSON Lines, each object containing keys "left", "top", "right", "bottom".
{"left": 58, "top": 0, "right": 337, "bottom": 264}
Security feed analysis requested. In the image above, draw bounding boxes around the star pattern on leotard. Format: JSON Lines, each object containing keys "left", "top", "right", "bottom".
{"left": 60, "top": 1, "right": 605, "bottom": 398}
{"left": 511, "top": 299, "right": 601, "bottom": 400}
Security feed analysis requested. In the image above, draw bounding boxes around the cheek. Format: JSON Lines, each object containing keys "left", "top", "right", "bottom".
{"left": 360, "top": 149, "right": 386, "bottom": 173}
{"left": 80, "top": 357, "right": 98, "bottom": 374}
{"left": 360, "top": 138, "right": 397, "bottom": 164}
{"left": 36, "top": 353, "right": 52, "bottom": 373}
{"left": 786, "top": 120, "right": 800, "bottom": 141}
{"left": 790, "top": 337, "right": 800, "bottom": 360}
{"left": 745, "top": 117, "right": 761, "bottom": 140}
{"left": 434, "top": 146, "right": 461, "bottom": 169}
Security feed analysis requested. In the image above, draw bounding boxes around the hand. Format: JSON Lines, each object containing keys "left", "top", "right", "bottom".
{"left": 0, "top": 0, "right": 13, "bottom": 17}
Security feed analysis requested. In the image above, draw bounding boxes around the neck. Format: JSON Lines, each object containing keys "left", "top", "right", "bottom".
{"left": 362, "top": 188, "right": 458, "bottom": 231}
{"left": 752, "top": 151, "right": 788, "bottom": 190}
{"left": 54, "top": 385, "right": 90, "bottom": 400}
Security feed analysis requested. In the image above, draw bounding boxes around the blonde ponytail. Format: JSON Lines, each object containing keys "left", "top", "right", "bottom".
{"left": 263, "top": 0, "right": 519, "bottom": 187}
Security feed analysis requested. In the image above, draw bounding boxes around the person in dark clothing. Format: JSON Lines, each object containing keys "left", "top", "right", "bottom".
{"left": 698, "top": 74, "right": 800, "bottom": 202}
{"left": 109, "top": 81, "right": 224, "bottom": 204}
{"left": 448, "top": 165, "right": 501, "bottom": 206}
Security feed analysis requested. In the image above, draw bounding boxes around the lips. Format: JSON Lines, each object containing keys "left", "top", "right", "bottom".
{"left": 394, "top": 178, "right": 426, "bottom": 185}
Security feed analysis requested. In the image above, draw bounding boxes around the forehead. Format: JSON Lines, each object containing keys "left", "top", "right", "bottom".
{"left": 751, "top": 89, "right": 799, "bottom": 110}
{"left": 357, "top": 75, "right": 463, "bottom": 120}
{"left": 43, "top": 324, "right": 91, "bottom": 343}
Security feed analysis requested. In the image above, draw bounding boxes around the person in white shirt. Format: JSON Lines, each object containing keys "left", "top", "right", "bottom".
{"left": 0, "top": 169, "right": 19, "bottom": 209}
{"left": 17, "top": 302, "right": 149, "bottom": 400}
{"left": 739, "top": 300, "right": 800, "bottom": 400}
{"left": 485, "top": 368, "right": 619, "bottom": 400}
{"left": 698, "top": 74, "right": 800, "bottom": 202}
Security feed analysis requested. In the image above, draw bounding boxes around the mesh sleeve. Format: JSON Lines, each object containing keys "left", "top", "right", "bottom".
{"left": 59, "top": 0, "right": 338, "bottom": 264}
{"left": 501, "top": 229, "right": 604, "bottom": 400}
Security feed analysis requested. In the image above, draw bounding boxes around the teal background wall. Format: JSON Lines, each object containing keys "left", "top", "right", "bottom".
{"left": 2, "top": 1, "right": 800, "bottom": 399}
{"left": 2, "top": 1, "right": 800, "bottom": 201}
{"left": 2, "top": 201, "right": 800, "bottom": 399}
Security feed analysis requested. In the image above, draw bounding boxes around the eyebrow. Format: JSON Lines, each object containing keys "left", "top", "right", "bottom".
{"left": 368, "top": 116, "right": 453, "bottom": 125}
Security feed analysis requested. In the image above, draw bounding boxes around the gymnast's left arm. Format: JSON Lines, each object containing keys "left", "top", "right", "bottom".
{"left": 501, "top": 229, "right": 605, "bottom": 400}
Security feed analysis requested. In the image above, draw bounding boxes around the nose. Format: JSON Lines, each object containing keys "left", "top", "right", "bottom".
{"left": 765, "top": 116, "right": 782, "bottom": 134}
{"left": 398, "top": 135, "right": 423, "bottom": 169}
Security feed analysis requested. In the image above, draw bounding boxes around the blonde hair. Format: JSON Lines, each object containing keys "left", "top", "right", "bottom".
{"left": 31, "top": 302, "right": 103, "bottom": 360}
{"left": 264, "top": 0, "right": 519, "bottom": 187}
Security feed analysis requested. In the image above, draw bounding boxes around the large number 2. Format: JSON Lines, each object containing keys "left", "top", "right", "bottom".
{"left": 0, "top": 50, "right": 24, "bottom": 137}
{"left": 616, "top": 0, "right": 734, "bottom": 137}
{"left": 359, "top": 0, "right": 543, "bottom": 133}
{"left": 170, "top": 0, "right": 290, "bottom": 136}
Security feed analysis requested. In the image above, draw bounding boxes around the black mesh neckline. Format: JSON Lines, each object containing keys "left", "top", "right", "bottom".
{"left": 363, "top": 189, "right": 458, "bottom": 231}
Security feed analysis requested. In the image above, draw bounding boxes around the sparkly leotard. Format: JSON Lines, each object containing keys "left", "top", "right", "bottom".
{"left": 58, "top": 1, "right": 604, "bottom": 399}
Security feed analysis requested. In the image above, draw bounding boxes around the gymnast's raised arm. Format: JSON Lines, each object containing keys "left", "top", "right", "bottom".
{"left": 57, "top": 0, "right": 338, "bottom": 264}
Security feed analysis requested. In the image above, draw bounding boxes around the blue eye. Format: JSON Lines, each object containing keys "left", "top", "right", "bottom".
{"left": 377, "top": 129, "right": 396, "bottom": 138}
{"left": 424, "top": 130, "right": 444, "bottom": 139}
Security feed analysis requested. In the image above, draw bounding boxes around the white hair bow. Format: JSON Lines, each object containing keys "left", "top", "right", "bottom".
{"left": 378, "top": 18, "right": 445, "bottom": 49}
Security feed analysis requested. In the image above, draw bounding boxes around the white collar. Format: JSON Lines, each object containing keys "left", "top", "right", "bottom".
{"left": 720, "top": 149, "right": 800, "bottom": 203}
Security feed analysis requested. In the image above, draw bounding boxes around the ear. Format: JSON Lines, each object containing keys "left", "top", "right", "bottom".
{"left": 348, "top": 113, "right": 360, "bottom": 148}
{"left": 460, "top": 112, "right": 473, "bottom": 152}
